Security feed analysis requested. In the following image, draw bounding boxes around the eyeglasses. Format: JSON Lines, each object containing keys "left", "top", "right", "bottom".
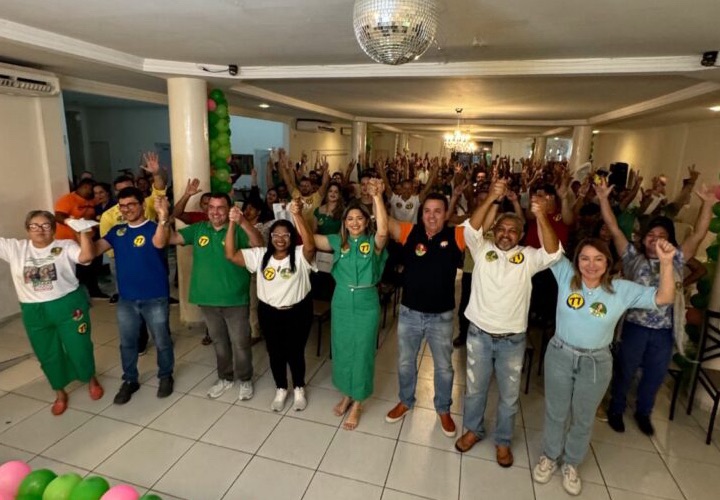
{"left": 270, "top": 233, "right": 291, "bottom": 240}
{"left": 118, "top": 202, "right": 140, "bottom": 210}
{"left": 27, "top": 223, "right": 52, "bottom": 231}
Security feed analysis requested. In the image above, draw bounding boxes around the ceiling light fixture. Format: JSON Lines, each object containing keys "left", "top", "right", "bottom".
{"left": 352, "top": 0, "right": 439, "bottom": 65}
{"left": 443, "top": 108, "right": 476, "bottom": 153}
{"left": 592, "top": 130, "right": 600, "bottom": 134}
{"left": 709, "top": 105, "right": 720, "bottom": 112}
{"left": 258, "top": 103, "right": 270, "bottom": 108}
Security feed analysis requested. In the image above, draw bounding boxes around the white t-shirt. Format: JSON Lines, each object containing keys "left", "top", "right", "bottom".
{"left": 0, "top": 238, "right": 83, "bottom": 303}
{"left": 462, "top": 221, "right": 563, "bottom": 334}
{"left": 389, "top": 194, "right": 420, "bottom": 222}
{"left": 241, "top": 246, "right": 316, "bottom": 308}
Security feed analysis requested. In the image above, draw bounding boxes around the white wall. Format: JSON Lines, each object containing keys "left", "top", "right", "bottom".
{"left": 229, "top": 116, "right": 287, "bottom": 155}
{"left": 0, "top": 94, "right": 70, "bottom": 321}
{"left": 288, "top": 125, "right": 351, "bottom": 174}
{"left": 494, "top": 138, "right": 534, "bottom": 160}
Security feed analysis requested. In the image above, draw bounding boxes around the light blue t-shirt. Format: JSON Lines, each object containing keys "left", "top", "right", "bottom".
{"left": 551, "top": 257, "right": 658, "bottom": 349}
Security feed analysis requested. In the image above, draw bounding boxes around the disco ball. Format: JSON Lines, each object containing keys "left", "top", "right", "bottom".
{"left": 353, "top": 0, "right": 439, "bottom": 65}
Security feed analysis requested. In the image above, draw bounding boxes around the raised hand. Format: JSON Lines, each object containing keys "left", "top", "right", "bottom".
{"left": 694, "top": 183, "right": 716, "bottom": 203}
{"left": 594, "top": 178, "right": 614, "bottom": 201}
{"left": 452, "top": 179, "right": 468, "bottom": 198}
{"left": 184, "top": 178, "right": 202, "bottom": 197}
{"left": 655, "top": 238, "right": 677, "bottom": 263}
{"left": 687, "top": 164, "right": 700, "bottom": 183}
{"left": 141, "top": 152, "right": 161, "bottom": 175}
{"left": 289, "top": 198, "right": 303, "bottom": 216}
{"left": 489, "top": 178, "right": 507, "bottom": 200}
{"left": 229, "top": 206, "right": 243, "bottom": 224}
{"left": 154, "top": 196, "right": 170, "bottom": 219}
{"left": 530, "top": 194, "right": 549, "bottom": 217}
{"left": 506, "top": 189, "right": 518, "bottom": 203}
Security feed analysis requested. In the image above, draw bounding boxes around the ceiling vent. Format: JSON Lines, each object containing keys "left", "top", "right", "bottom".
{"left": 296, "top": 119, "right": 335, "bottom": 133}
{"left": 0, "top": 63, "right": 60, "bottom": 97}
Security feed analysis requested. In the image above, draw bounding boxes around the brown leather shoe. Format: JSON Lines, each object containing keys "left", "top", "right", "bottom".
{"left": 454, "top": 431, "right": 481, "bottom": 453}
{"left": 496, "top": 445, "right": 514, "bottom": 467}
{"left": 385, "top": 402, "right": 411, "bottom": 423}
{"left": 438, "top": 412, "right": 456, "bottom": 437}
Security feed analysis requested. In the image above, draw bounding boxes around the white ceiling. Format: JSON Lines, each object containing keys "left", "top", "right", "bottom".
{"left": 1, "top": 0, "right": 720, "bottom": 138}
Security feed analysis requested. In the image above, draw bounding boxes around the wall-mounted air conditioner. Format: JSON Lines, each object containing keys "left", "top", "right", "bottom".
{"left": 0, "top": 63, "right": 60, "bottom": 97}
{"left": 340, "top": 127, "right": 352, "bottom": 136}
{"left": 295, "top": 119, "right": 335, "bottom": 133}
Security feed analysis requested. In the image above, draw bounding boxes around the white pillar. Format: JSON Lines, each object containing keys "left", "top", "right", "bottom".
{"left": 351, "top": 121, "right": 367, "bottom": 179}
{"left": 532, "top": 137, "right": 547, "bottom": 163}
{"left": 393, "top": 133, "right": 400, "bottom": 158}
{"left": 399, "top": 133, "right": 409, "bottom": 154}
{"left": 167, "top": 77, "right": 209, "bottom": 325}
{"left": 569, "top": 126, "right": 593, "bottom": 173}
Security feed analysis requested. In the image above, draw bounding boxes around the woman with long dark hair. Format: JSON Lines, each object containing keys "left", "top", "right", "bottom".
{"left": 532, "top": 237, "right": 676, "bottom": 495}
{"left": 225, "top": 199, "right": 316, "bottom": 411}
{"left": 313, "top": 178, "right": 388, "bottom": 430}
{"left": 312, "top": 181, "right": 344, "bottom": 235}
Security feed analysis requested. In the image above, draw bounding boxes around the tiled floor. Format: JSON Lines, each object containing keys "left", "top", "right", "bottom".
{"left": 1, "top": 299, "right": 720, "bottom": 500}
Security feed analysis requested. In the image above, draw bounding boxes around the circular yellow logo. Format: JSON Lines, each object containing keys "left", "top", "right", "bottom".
{"left": 77, "top": 322, "right": 88, "bottom": 334}
{"left": 117, "top": 227, "right": 127, "bottom": 237}
{"left": 50, "top": 247, "right": 63, "bottom": 256}
{"left": 198, "top": 236, "right": 210, "bottom": 247}
{"left": 566, "top": 293, "right": 585, "bottom": 310}
{"left": 359, "top": 242, "right": 371, "bottom": 254}
{"left": 263, "top": 267, "right": 276, "bottom": 281}
{"left": 133, "top": 235, "right": 146, "bottom": 247}
{"left": 509, "top": 252, "right": 525, "bottom": 264}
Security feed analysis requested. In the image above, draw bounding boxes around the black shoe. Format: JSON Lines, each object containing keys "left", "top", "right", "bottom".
{"left": 634, "top": 413, "right": 655, "bottom": 436}
{"left": 113, "top": 381, "right": 140, "bottom": 405}
{"left": 157, "top": 376, "right": 174, "bottom": 398}
{"left": 607, "top": 412, "right": 625, "bottom": 433}
{"left": 169, "top": 297, "right": 179, "bottom": 305}
{"left": 109, "top": 294, "right": 119, "bottom": 304}
{"left": 201, "top": 334, "right": 212, "bottom": 346}
{"left": 452, "top": 337, "right": 466, "bottom": 348}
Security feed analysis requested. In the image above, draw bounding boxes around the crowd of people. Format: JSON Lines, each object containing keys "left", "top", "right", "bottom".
{"left": 0, "top": 147, "right": 716, "bottom": 497}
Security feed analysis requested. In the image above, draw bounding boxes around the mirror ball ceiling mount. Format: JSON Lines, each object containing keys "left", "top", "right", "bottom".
{"left": 353, "top": 0, "right": 439, "bottom": 65}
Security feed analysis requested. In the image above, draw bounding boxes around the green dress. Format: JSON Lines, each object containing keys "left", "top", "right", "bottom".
{"left": 314, "top": 208, "right": 342, "bottom": 235}
{"left": 327, "top": 233, "right": 388, "bottom": 400}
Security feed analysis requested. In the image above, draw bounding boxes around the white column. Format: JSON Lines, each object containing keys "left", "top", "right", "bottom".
{"left": 351, "top": 121, "right": 367, "bottom": 180}
{"left": 532, "top": 136, "right": 547, "bottom": 163}
{"left": 167, "top": 77, "right": 209, "bottom": 325}
{"left": 399, "top": 133, "right": 409, "bottom": 154}
{"left": 569, "top": 126, "right": 593, "bottom": 173}
{"left": 393, "top": 133, "right": 400, "bottom": 157}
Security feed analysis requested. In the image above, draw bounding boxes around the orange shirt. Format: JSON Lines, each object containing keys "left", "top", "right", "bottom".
{"left": 54, "top": 192, "right": 95, "bottom": 240}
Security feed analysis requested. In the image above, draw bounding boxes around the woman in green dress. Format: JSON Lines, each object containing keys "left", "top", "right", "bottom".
{"left": 312, "top": 182, "right": 344, "bottom": 235}
{"left": 314, "top": 178, "right": 388, "bottom": 430}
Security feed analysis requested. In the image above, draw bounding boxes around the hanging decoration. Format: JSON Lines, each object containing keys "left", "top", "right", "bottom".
{"left": 207, "top": 88, "right": 233, "bottom": 193}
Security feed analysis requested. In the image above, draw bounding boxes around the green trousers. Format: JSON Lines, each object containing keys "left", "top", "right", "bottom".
{"left": 20, "top": 288, "right": 96, "bottom": 390}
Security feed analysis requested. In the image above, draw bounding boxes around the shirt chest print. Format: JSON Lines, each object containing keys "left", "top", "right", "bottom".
{"left": 508, "top": 252, "right": 525, "bottom": 264}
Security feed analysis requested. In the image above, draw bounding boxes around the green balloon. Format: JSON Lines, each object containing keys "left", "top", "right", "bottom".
{"left": 68, "top": 476, "right": 109, "bottom": 500}
{"left": 217, "top": 134, "right": 230, "bottom": 147}
{"left": 215, "top": 120, "right": 229, "bottom": 133}
{"left": 707, "top": 244, "right": 719, "bottom": 262}
{"left": 210, "top": 139, "right": 220, "bottom": 152}
{"left": 210, "top": 178, "right": 221, "bottom": 192}
{"left": 17, "top": 469, "right": 58, "bottom": 499}
{"left": 208, "top": 126, "right": 219, "bottom": 140}
{"left": 213, "top": 158, "right": 229, "bottom": 170}
{"left": 139, "top": 495, "right": 163, "bottom": 500}
{"left": 215, "top": 169, "right": 230, "bottom": 182}
{"left": 208, "top": 113, "right": 219, "bottom": 126}
{"left": 709, "top": 217, "right": 720, "bottom": 234}
{"left": 42, "top": 473, "right": 82, "bottom": 500}
{"left": 690, "top": 293, "right": 710, "bottom": 309}
{"left": 713, "top": 202, "right": 720, "bottom": 218}
{"left": 218, "top": 180, "right": 231, "bottom": 193}
{"left": 215, "top": 104, "right": 228, "bottom": 118}
{"left": 217, "top": 146, "right": 231, "bottom": 159}
{"left": 209, "top": 89, "right": 224, "bottom": 102}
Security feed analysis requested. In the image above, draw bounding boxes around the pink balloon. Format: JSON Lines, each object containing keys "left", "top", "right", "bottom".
{"left": 207, "top": 99, "right": 217, "bottom": 112}
{"left": 101, "top": 484, "right": 140, "bottom": 500}
{"left": 0, "top": 460, "right": 31, "bottom": 497}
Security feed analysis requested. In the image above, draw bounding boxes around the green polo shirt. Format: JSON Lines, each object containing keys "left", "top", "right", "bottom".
{"left": 179, "top": 222, "right": 251, "bottom": 306}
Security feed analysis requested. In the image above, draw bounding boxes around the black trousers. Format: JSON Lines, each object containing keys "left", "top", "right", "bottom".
{"left": 456, "top": 271, "right": 473, "bottom": 342}
{"left": 258, "top": 294, "right": 313, "bottom": 389}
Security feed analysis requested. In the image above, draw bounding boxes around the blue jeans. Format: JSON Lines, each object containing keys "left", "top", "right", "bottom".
{"left": 117, "top": 297, "right": 174, "bottom": 383}
{"left": 609, "top": 321, "right": 674, "bottom": 417}
{"left": 397, "top": 305, "right": 455, "bottom": 413}
{"left": 542, "top": 338, "right": 612, "bottom": 466}
{"left": 462, "top": 323, "right": 525, "bottom": 446}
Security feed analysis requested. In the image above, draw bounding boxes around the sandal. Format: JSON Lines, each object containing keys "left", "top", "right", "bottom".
{"left": 343, "top": 402, "right": 362, "bottom": 431}
{"left": 333, "top": 396, "right": 352, "bottom": 417}
{"left": 89, "top": 380, "right": 104, "bottom": 401}
{"left": 51, "top": 398, "right": 68, "bottom": 416}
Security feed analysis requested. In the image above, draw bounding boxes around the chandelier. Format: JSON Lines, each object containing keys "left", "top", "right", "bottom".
{"left": 444, "top": 109, "right": 477, "bottom": 153}
{"left": 352, "top": 0, "right": 439, "bottom": 65}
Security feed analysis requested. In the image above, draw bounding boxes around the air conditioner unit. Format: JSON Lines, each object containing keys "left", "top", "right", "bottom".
{"left": 0, "top": 63, "right": 60, "bottom": 97}
{"left": 296, "top": 119, "right": 335, "bottom": 133}
{"left": 340, "top": 127, "right": 352, "bottom": 136}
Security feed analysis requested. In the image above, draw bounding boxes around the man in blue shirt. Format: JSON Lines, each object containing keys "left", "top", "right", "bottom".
{"left": 96, "top": 187, "right": 174, "bottom": 404}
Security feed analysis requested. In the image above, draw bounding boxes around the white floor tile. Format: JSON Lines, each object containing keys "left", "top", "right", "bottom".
{"left": 608, "top": 487, "right": 674, "bottom": 500}
{"left": 308, "top": 361, "right": 335, "bottom": 391}
{"left": 95, "top": 428, "right": 194, "bottom": 488}
{"left": 413, "top": 380, "right": 465, "bottom": 415}
{"left": 28, "top": 456, "right": 90, "bottom": 477}
{"left": 92, "top": 345, "right": 122, "bottom": 374}
{"left": 319, "top": 430, "right": 396, "bottom": 485}
{"left": 285, "top": 386, "right": 344, "bottom": 426}
{"left": 0, "top": 443, "right": 34, "bottom": 463}
{"left": 12, "top": 377, "right": 80, "bottom": 403}
{"left": 43, "top": 416, "right": 141, "bottom": 470}
{"left": 303, "top": 472, "right": 382, "bottom": 500}
{"left": 381, "top": 490, "right": 427, "bottom": 500}
{"left": 343, "top": 398, "right": 403, "bottom": 440}
{"left": 459, "top": 455, "right": 534, "bottom": 500}
{"left": 533, "top": 477, "right": 611, "bottom": 500}
{"left": 373, "top": 369, "right": 401, "bottom": 403}
{"left": 67, "top": 374, "right": 119, "bottom": 414}
{"left": 663, "top": 455, "right": 720, "bottom": 500}
{"left": 525, "top": 428, "right": 603, "bottom": 483}
{"left": 201, "top": 406, "right": 280, "bottom": 453}
{"left": 181, "top": 344, "right": 217, "bottom": 367}
{"left": 0, "top": 358, "right": 44, "bottom": 391}
{"left": 154, "top": 442, "right": 250, "bottom": 500}
{"left": 257, "top": 417, "right": 336, "bottom": 469}
{"left": 386, "top": 442, "right": 460, "bottom": 500}
{"left": 461, "top": 420, "right": 530, "bottom": 469}
{"left": 0, "top": 408, "right": 92, "bottom": 454}
{"left": 591, "top": 419, "right": 657, "bottom": 452}
{"left": 0, "top": 393, "right": 47, "bottom": 432}
{"left": 223, "top": 456, "right": 313, "bottom": 500}
{"left": 100, "top": 384, "right": 182, "bottom": 426}
{"left": 593, "top": 442, "right": 683, "bottom": 499}
{"left": 144, "top": 361, "right": 214, "bottom": 394}
{"left": 651, "top": 418, "right": 720, "bottom": 465}
{"left": 398, "top": 406, "right": 462, "bottom": 453}
{"left": 148, "top": 394, "right": 230, "bottom": 439}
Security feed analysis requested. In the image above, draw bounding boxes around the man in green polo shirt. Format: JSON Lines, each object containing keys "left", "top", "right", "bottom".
{"left": 168, "top": 192, "right": 263, "bottom": 400}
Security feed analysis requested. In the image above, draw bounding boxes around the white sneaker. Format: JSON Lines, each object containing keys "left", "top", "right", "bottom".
{"left": 292, "top": 387, "right": 307, "bottom": 411}
{"left": 271, "top": 388, "right": 287, "bottom": 411}
{"left": 561, "top": 463, "right": 582, "bottom": 496}
{"left": 238, "top": 380, "right": 254, "bottom": 401}
{"left": 207, "top": 379, "right": 234, "bottom": 399}
{"left": 532, "top": 455, "right": 557, "bottom": 484}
